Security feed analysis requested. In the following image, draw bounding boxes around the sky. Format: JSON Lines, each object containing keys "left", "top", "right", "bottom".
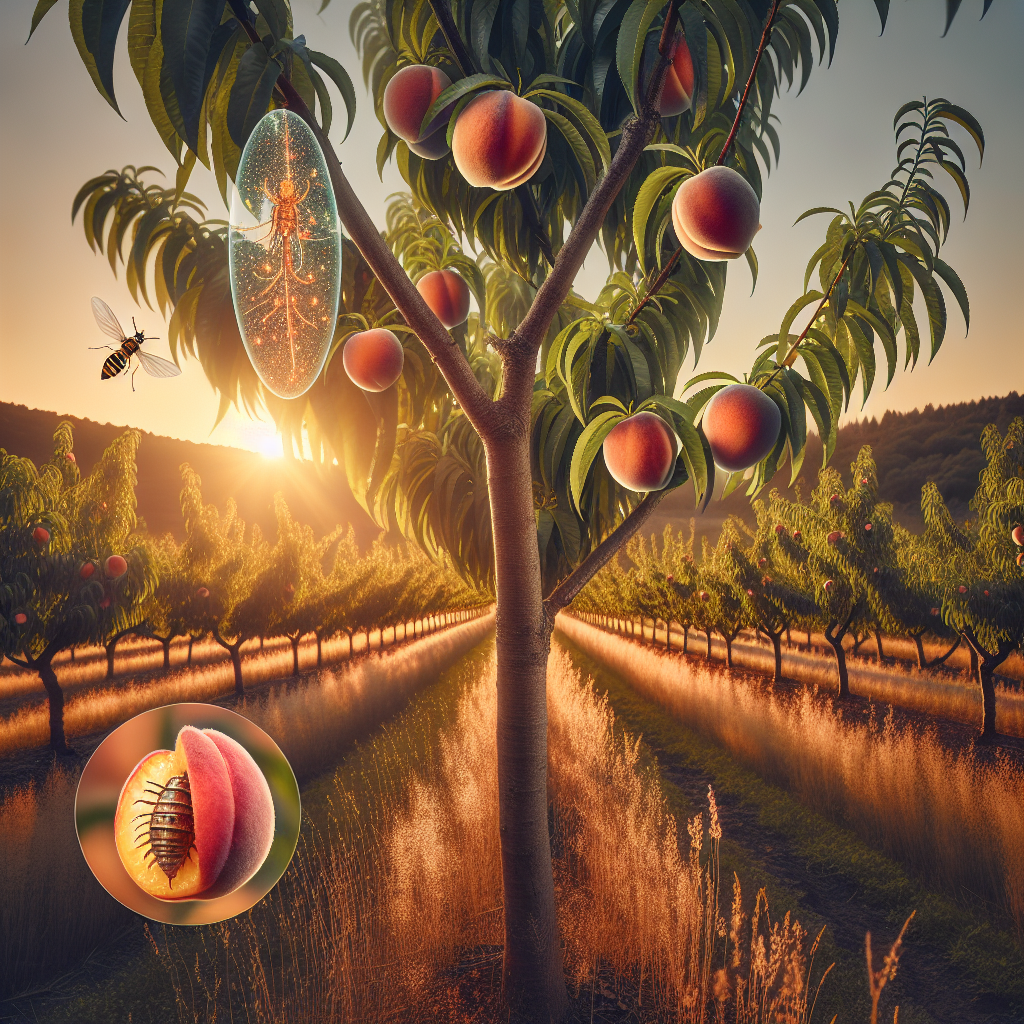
{"left": 0, "top": 0, "right": 1021, "bottom": 458}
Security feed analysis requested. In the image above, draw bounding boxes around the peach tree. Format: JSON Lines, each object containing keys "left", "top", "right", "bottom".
{"left": 0, "top": 424, "right": 155, "bottom": 752}
{"left": 35, "top": 0, "right": 988, "bottom": 1013}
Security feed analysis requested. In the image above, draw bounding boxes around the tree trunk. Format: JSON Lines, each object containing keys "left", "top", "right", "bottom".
{"left": 682, "top": 626, "right": 688, "bottom": 654}
{"left": 290, "top": 636, "right": 301, "bottom": 676}
{"left": 705, "top": 629, "right": 713, "bottom": 659}
{"left": 874, "top": 628, "right": 885, "bottom": 663}
{"left": 770, "top": 631, "right": 782, "bottom": 684}
{"left": 38, "top": 652, "right": 73, "bottom": 755}
{"left": 724, "top": 634, "right": 734, "bottom": 668}
{"left": 259, "top": 635, "right": 264, "bottom": 652}
{"left": 966, "top": 640, "right": 979, "bottom": 685}
{"left": 824, "top": 621, "right": 851, "bottom": 698}
{"left": 484, "top": 427, "right": 568, "bottom": 1021}
{"left": 348, "top": 632, "right": 354, "bottom": 656}
{"left": 978, "top": 662, "right": 997, "bottom": 742}
{"left": 665, "top": 620, "right": 671, "bottom": 651}
{"left": 187, "top": 635, "right": 195, "bottom": 666}
{"left": 316, "top": 633, "right": 323, "bottom": 668}
{"left": 230, "top": 647, "right": 243, "bottom": 695}
{"left": 806, "top": 629, "right": 812, "bottom": 648}
{"left": 786, "top": 626, "right": 791, "bottom": 649}
{"left": 912, "top": 632, "right": 926, "bottom": 669}
{"left": 162, "top": 637, "right": 171, "bottom": 669}
{"left": 70, "top": 646, "right": 75, "bottom": 663}
{"left": 105, "top": 638, "right": 117, "bottom": 681}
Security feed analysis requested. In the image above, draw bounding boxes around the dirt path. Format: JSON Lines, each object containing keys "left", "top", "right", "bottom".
{"left": 556, "top": 631, "right": 1024, "bottom": 1024}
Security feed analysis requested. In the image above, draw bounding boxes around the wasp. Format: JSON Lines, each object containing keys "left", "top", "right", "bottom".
{"left": 90, "top": 297, "right": 181, "bottom": 391}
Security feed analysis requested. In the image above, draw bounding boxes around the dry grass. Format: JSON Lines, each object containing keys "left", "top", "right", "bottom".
{"left": 0, "top": 616, "right": 493, "bottom": 1002}
{"left": 0, "top": 618, "right": 486, "bottom": 757}
{"left": 560, "top": 615, "right": 1024, "bottom": 936}
{"left": 163, "top": 647, "right": 821, "bottom": 1023}
{"left": 0, "top": 768, "right": 134, "bottom": 998}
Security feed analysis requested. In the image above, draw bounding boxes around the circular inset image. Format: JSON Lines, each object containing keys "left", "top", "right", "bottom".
{"left": 75, "top": 703, "right": 300, "bottom": 924}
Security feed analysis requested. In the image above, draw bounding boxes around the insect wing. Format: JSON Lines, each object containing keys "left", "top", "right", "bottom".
{"left": 92, "top": 297, "right": 127, "bottom": 341}
{"left": 136, "top": 348, "right": 182, "bottom": 378}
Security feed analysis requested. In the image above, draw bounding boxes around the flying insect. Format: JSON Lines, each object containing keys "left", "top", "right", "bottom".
{"left": 90, "top": 297, "right": 181, "bottom": 390}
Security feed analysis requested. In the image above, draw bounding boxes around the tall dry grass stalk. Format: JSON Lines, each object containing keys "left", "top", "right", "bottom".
{"left": 0, "top": 618, "right": 488, "bottom": 758}
{"left": 0, "top": 617, "right": 493, "bottom": 1003}
{"left": 164, "top": 646, "right": 818, "bottom": 1023}
{"left": 560, "top": 615, "right": 1024, "bottom": 935}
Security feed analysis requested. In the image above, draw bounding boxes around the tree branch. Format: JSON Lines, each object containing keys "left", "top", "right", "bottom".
{"left": 716, "top": 0, "right": 782, "bottom": 167}
{"left": 543, "top": 489, "right": 670, "bottom": 619}
{"left": 626, "top": 247, "right": 681, "bottom": 327}
{"left": 510, "top": 3, "right": 683, "bottom": 358}
{"left": 224, "top": 0, "right": 497, "bottom": 435}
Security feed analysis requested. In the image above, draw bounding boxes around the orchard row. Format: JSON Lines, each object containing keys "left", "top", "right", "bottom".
{"left": 572, "top": 419, "right": 1024, "bottom": 742}
{"left": 0, "top": 423, "right": 489, "bottom": 753}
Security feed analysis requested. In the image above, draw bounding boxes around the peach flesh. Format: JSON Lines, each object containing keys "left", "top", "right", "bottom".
{"left": 452, "top": 91, "right": 547, "bottom": 190}
{"left": 343, "top": 329, "right": 405, "bottom": 392}
{"left": 671, "top": 166, "right": 760, "bottom": 261}
{"left": 114, "top": 727, "right": 234, "bottom": 900}
{"left": 417, "top": 270, "right": 471, "bottom": 329}
{"left": 383, "top": 65, "right": 453, "bottom": 145}
{"left": 602, "top": 412, "right": 677, "bottom": 492}
{"left": 702, "top": 383, "right": 781, "bottom": 473}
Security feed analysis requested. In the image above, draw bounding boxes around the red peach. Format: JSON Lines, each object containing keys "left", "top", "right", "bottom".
{"left": 931, "top": 607, "right": 940, "bottom": 615}
{"left": 66, "top": 452, "right": 76, "bottom": 463}
{"left": 702, "top": 384, "right": 781, "bottom": 473}
{"left": 416, "top": 270, "right": 471, "bottom": 329}
{"left": 873, "top": 567, "right": 879, "bottom": 573}
{"left": 758, "top": 558, "right": 767, "bottom": 566}
{"left": 14, "top": 612, "right": 27, "bottom": 625}
{"left": 80, "top": 562, "right": 96, "bottom": 580}
{"left": 823, "top": 580, "right": 833, "bottom": 591}
{"left": 865, "top": 523, "right": 872, "bottom": 531}
{"left": 1012, "top": 525, "right": 1024, "bottom": 546}
{"left": 197, "top": 587, "right": 210, "bottom": 599}
{"left": 671, "top": 166, "right": 760, "bottom": 261}
{"left": 984, "top": 590, "right": 989, "bottom": 596}
{"left": 196, "top": 730, "right": 275, "bottom": 899}
{"left": 829, "top": 494, "right": 840, "bottom": 504}
{"left": 699, "top": 591, "right": 709, "bottom": 601}
{"left": 666, "top": 574, "right": 674, "bottom": 582}
{"left": 827, "top": 531, "right": 841, "bottom": 545}
{"left": 343, "top": 329, "right": 405, "bottom": 392}
{"left": 774, "top": 524, "right": 785, "bottom": 535}
{"left": 763, "top": 576, "right": 772, "bottom": 584}
{"left": 746, "top": 589, "right": 754, "bottom": 596}
{"left": 602, "top": 412, "right": 678, "bottom": 492}
{"left": 33, "top": 526, "right": 50, "bottom": 544}
{"left": 1018, "top": 552, "right": 1024, "bottom": 567}
{"left": 408, "top": 127, "right": 451, "bottom": 160}
{"left": 659, "top": 35, "right": 694, "bottom": 116}
{"left": 99, "top": 597, "right": 111, "bottom": 609}
{"left": 284, "top": 583, "right": 295, "bottom": 596}
{"left": 958, "top": 585, "right": 967, "bottom": 594}
{"left": 105, "top": 554, "right": 127, "bottom": 578}
{"left": 382, "top": 65, "right": 454, "bottom": 152}
{"left": 793, "top": 530, "right": 802, "bottom": 540}
{"left": 860, "top": 477, "right": 868, "bottom": 484}
{"left": 452, "top": 90, "right": 547, "bottom": 190}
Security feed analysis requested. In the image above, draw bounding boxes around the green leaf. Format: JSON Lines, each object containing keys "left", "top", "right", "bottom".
{"left": 27, "top": 0, "right": 60, "bottom": 40}
{"left": 633, "top": 165, "right": 687, "bottom": 276}
{"left": 570, "top": 410, "right": 623, "bottom": 512}
{"left": 615, "top": 0, "right": 669, "bottom": 114}
{"left": 226, "top": 42, "right": 280, "bottom": 148}
{"left": 680, "top": 370, "right": 739, "bottom": 393}
{"left": 932, "top": 257, "right": 969, "bottom": 333}
{"left": 421, "top": 74, "right": 509, "bottom": 139}
{"left": 69, "top": 0, "right": 133, "bottom": 114}
{"left": 777, "top": 291, "right": 822, "bottom": 363}
{"left": 308, "top": 49, "right": 357, "bottom": 141}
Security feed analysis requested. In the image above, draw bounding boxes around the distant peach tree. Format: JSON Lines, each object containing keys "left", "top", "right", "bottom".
{"left": 33, "top": 0, "right": 990, "bottom": 1014}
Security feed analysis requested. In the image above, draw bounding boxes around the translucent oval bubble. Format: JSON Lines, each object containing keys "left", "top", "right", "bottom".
{"left": 229, "top": 109, "right": 342, "bottom": 399}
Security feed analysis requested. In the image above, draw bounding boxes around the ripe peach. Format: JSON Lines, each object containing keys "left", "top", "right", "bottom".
{"left": 702, "top": 384, "right": 781, "bottom": 472}
{"left": 284, "top": 583, "right": 295, "bottom": 596}
{"left": 1018, "top": 552, "right": 1024, "bottom": 567}
{"left": 793, "top": 530, "right": 801, "bottom": 540}
{"left": 860, "top": 477, "right": 868, "bottom": 484}
{"left": 1012, "top": 525, "right": 1024, "bottom": 546}
{"left": 66, "top": 452, "right": 76, "bottom": 463}
{"left": 827, "top": 531, "right": 841, "bottom": 545}
{"left": 823, "top": 580, "right": 833, "bottom": 591}
{"left": 196, "top": 586, "right": 210, "bottom": 599}
{"left": 746, "top": 589, "right": 754, "bottom": 596}
{"left": 417, "top": 270, "right": 471, "bottom": 329}
{"left": 99, "top": 597, "right": 112, "bottom": 609}
{"left": 114, "top": 726, "right": 274, "bottom": 901}
{"left": 958, "top": 585, "right": 967, "bottom": 594}
{"left": 666, "top": 574, "right": 674, "bottom": 582}
{"left": 671, "top": 166, "right": 760, "bottom": 261}
{"left": 14, "top": 612, "right": 27, "bottom": 625}
{"left": 452, "top": 90, "right": 547, "bottom": 190}
{"left": 758, "top": 557, "right": 767, "bottom": 567}
{"left": 984, "top": 589, "right": 990, "bottom": 596}
{"left": 774, "top": 524, "right": 785, "bottom": 535}
{"left": 32, "top": 526, "right": 50, "bottom": 544}
{"left": 343, "top": 329, "right": 405, "bottom": 392}
{"left": 699, "top": 591, "right": 709, "bottom": 601}
{"left": 80, "top": 562, "right": 96, "bottom": 580}
{"left": 602, "top": 412, "right": 678, "bottom": 492}
{"left": 382, "top": 64, "right": 454, "bottom": 157}
{"left": 873, "top": 567, "right": 879, "bottom": 573}
{"left": 105, "top": 554, "right": 127, "bottom": 579}
{"left": 659, "top": 35, "right": 694, "bottom": 116}
{"left": 865, "top": 523, "right": 873, "bottom": 531}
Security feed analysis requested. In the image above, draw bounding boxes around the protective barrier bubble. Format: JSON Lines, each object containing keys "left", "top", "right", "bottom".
{"left": 229, "top": 109, "right": 341, "bottom": 399}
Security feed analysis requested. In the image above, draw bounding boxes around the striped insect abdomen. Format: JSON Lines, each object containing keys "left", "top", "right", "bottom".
{"left": 134, "top": 773, "right": 196, "bottom": 886}
{"left": 101, "top": 349, "right": 128, "bottom": 379}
